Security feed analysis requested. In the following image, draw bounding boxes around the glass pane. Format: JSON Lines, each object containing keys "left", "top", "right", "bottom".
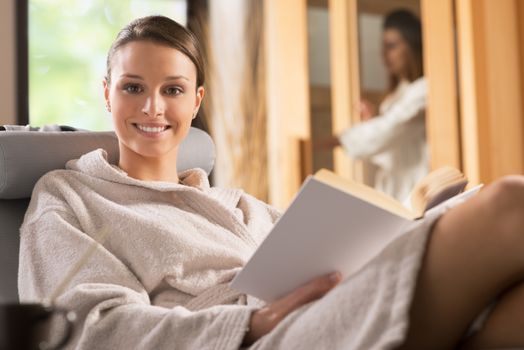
{"left": 29, "top": 0, "right": 187, "bottom": 131}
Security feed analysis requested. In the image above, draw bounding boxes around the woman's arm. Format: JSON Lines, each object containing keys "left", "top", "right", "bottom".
{"left": 338, "top": 78, "right": 427, "bottom": 159}
{"left": 19, "top": 208, "right": 254, "bottom": 350}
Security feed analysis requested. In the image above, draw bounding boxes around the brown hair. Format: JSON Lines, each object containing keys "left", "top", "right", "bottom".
{"left": 383, "top": 9, "right": 423, "bottom": 91}
{"left": 105, "top": 15, "right": 205, "bottom": 88}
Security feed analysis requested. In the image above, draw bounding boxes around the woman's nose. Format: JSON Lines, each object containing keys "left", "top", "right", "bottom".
{"left": 142, "top": 93, "right": 165, "bottom": 117}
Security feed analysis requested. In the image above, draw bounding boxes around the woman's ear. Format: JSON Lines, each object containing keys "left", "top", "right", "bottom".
{"left": 194, "top": 86, "right": 205, "bottom": 112}
{"left": 103, "top": 78, "right": 111, "bottom": 112}
{"left": 191, "top": 86, "right": 205, "bottom": 119}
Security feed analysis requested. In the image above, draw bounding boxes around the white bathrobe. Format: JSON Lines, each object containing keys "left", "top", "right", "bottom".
{"left": 339, "top": 78, "right": 428, "bottom": 202}
{"left": 19, "top": 149, "right": 462, "bottom": 350}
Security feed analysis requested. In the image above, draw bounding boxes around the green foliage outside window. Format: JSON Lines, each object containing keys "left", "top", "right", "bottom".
{"left": 29, "top": 0, "right": 187, "bottom": 131}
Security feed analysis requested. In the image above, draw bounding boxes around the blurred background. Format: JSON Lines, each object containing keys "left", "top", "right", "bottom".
{"left": 1, "top": 0, "right": 523, "bottom": 209}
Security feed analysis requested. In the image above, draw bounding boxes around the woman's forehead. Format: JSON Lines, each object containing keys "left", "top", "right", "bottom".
{"left": 110, "top": 41, "right": 197, "bottom": 81}
{"left": 383, "top": 29, "right": 403, "bottom": 42}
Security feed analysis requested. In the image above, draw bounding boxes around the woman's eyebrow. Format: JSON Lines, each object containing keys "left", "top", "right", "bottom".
{"left": 119, "top": 73, "right": 189, "bottom": 82}
{"left": 120, "top": 73, "right": 144, "bottom": 80}
{"left": 165, "top": 75, "right": 190, "bottom": 82}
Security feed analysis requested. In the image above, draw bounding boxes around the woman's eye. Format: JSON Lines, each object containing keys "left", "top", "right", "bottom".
{"left": 123, "top": 84, "right": 143, "bottom": 94}
{"left": 383, "top": 42, "right": 399, "bottom": 51}
{"left": 165, "top": 86, "right": 182, "bottom": 96}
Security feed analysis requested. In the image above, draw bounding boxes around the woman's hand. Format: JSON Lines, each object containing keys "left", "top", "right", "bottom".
{"left": 242, "top": 272, "right": 342, "bottom": 346}
{"left": 313, "top": 136, "right": 341, "bottom": 151}
{"left": 359, "top": 99, "right": 377, "bottom": 121}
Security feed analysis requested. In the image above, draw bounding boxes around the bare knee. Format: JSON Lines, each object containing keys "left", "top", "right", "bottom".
{"left": 479, "top": 176, "right": 524, "bottom": 263}
{"left": 485, "top": 175, "right": 524, "bottom": 209}
{"left": 483, "top": 176, "right": 524, "bottom": 228}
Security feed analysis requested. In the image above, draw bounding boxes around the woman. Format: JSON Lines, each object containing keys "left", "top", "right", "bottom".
{"left": 320, "top": 9, "right": 427, "bottom": 202}
{"left": 19, "top": 16, "right": 524, "bottom": 349}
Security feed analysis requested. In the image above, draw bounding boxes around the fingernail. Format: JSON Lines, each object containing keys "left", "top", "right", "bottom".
{"left": 329, "top": 272, "right": 341, "bottom": 283}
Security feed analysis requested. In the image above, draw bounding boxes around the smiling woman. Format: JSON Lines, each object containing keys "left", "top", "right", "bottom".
{"left": 103, "top": 34, "right": 204, "bottom": 182}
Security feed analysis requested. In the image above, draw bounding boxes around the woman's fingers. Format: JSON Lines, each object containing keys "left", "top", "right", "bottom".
{"left": 271, "top": 272, "right": 342, "bottom": 316}
{"left": 359, "top": 99, "right": 377, "bottom": 120}
{"left": 243, "top": 272, "right": 342, "bottom": 346}
{"left": 313, "top": 136, "right": 341, "bottom": 151}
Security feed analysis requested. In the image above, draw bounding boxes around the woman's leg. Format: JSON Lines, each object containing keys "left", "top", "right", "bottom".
{"left": 398, "top": 176, "right": 524, "bottom": 349}
{"left": 460, "top": 281, "right": 524, "bottom": 349}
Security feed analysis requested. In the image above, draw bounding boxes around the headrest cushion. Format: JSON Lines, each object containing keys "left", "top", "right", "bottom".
{"left": 0, "top": 127, "right": 215, "bottom": 199}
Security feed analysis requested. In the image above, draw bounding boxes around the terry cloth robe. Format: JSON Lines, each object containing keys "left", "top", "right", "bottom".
{"left": 338, "top": 77, "right": 428, "bottom": 202}
{"left": 19, "top": 149, "right": 468, "bottom": 350}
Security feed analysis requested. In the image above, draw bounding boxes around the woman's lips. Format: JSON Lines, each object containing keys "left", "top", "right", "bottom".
{"left": 133, "top": 123, "right": 171, "bottom": 133}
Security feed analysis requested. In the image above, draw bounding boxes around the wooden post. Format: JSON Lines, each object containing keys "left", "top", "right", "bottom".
{"left": 455, "top": 0, "right": 524, "bottom": 184}
{"left": 264, "top": 0, "right": 311, "bottom": 208}
{"left": 420, "top": 0, "right": 461, "bottom": 171}
{"left": 328, "top": 0, "right": 362, "bottom": 181}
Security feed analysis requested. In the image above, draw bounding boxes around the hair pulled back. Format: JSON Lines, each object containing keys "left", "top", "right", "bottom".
{"left": 106, "top": 16, "right": 205, "bottom": 88}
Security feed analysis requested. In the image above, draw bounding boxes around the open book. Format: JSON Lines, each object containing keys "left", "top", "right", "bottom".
{"left": 230, "top": 167, "right": 479, "bottom": 302}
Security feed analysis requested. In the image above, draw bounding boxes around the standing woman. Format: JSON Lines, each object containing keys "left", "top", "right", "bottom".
{"left": 18, "top": 15, "right": 524, "bottom": 350}
{"left": 321, "top": 9, "right": 427, "bottom": 202}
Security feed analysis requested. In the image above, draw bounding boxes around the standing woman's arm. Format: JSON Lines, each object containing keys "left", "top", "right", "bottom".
{"left": 338, "top": 78, "right": 427, "bottom": 159}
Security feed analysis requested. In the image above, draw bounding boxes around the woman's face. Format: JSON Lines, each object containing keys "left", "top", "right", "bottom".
{"left": 104, "top": 40, "right": 204, "bottom": 161}
{"left": 382, "top": 28, "right": 410, "bottom": 79}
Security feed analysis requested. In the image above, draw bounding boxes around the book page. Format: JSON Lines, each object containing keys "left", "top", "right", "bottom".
{"left": 314, "top": 169, "right": 418, "bottom": 220}
{"left": 410, "top": 166, "right": 467, "bottom": 214}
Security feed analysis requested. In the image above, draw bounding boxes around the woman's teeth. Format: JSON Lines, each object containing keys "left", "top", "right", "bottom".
{"left": 136, "top": 125, "right": 168, "bottom": 133}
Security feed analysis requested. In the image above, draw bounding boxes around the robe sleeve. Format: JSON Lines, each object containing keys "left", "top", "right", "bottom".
{"left": 338, "top": 78, "right": 427, "bottom": 159}
{"left": 19, "top": 204, "right": 253, "bottom": 350}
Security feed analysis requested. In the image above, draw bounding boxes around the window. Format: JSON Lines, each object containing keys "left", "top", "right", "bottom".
{"left": 29, "top": 0, "right": 187, "bottom": 130}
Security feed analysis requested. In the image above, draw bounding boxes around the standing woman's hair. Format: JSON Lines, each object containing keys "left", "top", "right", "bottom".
{"left": 105, "top": 15, "right": 205, "bottom": 88}
{"left": 383, "top": 9, "right": 423, "bottom": 91}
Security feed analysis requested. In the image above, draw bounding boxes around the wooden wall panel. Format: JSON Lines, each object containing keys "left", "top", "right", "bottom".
{"left": 456, "top": 0, "right": 524, "bottom": 184}
{"left": 264, "top": 0, "right": 311, "bottom": 208}
{"left": 482, "top": 0, "right": 524, "bottom": 179}
{"left": 328, "top": 0, "right": 362, "bottom": 181}
{"left": 519, "top": 0, "right": 524, "bottom": 171}
{"left": 420, "top": 0, "right": 461, "bottom": 171}
{"left": 0, "top": 0, "right": 16, "bottom": 124}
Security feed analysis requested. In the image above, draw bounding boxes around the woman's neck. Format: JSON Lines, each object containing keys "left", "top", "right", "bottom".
{"left": 118, "top": 148, "right": 180, "bottom": 183}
